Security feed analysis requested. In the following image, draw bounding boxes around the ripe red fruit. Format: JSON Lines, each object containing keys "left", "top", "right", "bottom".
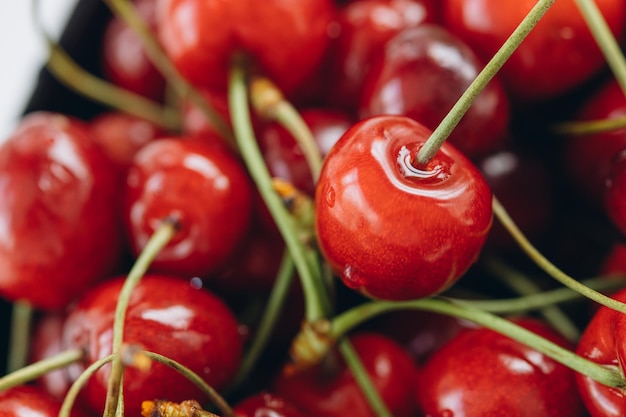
{"left": 441, "top": 0, "right": 626, "bottom": 101}
{"left": 234, "top": 392, "right": 308, "bottom": 417}
{"left": 0, "top": 385, "right": 88, "bottom": 417}
{"left": 0, "top": 112, "right": 125, "bottom": 310}
{"left": 62, "top": 274, "right": 243, "bottom": 417}
{"left": 274, "top": 332, "right": 419, "bottom": 417}
{"left": 157, "top": 0, "right": 336, "bottom": 96}
{"left": 123, "top": 134, "right": 253, "bottom": 279}
{"left": 315, "top": 115, "right": 493, "bottom": 301}
{"left": 417, "top": 318, "right": 585, "bottom": 417}
{"left": 359, "top": 24, "right": 510, "bottom": 158}
{"left": 576, "top": 287, "right": 626, "bottom": 417}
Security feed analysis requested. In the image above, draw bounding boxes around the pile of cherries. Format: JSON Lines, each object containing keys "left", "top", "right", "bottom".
{"left": 5, "top": 1, "right": 626, "bottom": 416}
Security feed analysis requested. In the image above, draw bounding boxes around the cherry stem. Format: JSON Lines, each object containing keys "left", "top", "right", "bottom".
{"left": 415, "top": 0, "right": 555, "bottom": 165}
{"left": 104, "top": 0, "right": 235, "bottom": 145}
{"left": 554, "top": 115, "right": 626, "bottom": 135}
{"left": 573, "top": 0, "right": 626, "bottom": 96}
{"left": 0, "top": 348, "right": 84, "bottom": 391}
{"left": 7, "top": 301, "right": 33, "bottom": 373}
{"left": 227, "top": 58, "right": 329, "bottom": 322}
{"left": 30, "top": 0, "right": 180, "bottom": 130}
{"left": 493, "top": 195, "right": 626, "bottom": 315}
{"left": 483, "top": 256, "right": 580, "bottom": 342}
{"left": 59, "top": 354, "right": 116, "bottom": 417}
{"left": 229, "top": 251, "right": 295, "bottom": 391}
{"left": 330, "top": 298, "right": 626, "bottom": 389}
{"left": 144, "top": 351, "right": 235, "bottom": 417}
{"left": 338, "top": 338, "right": 393, "bottom": 417}
{"left": 249, "top": 76, "right": 323, "bottom": 181}
{"left": 103, "top": 218, "right": 178, "bottom": 417}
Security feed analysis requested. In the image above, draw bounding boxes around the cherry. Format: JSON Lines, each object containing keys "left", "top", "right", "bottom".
{"left": 0, "top": 112, "right": 125, "bottom": 311}
{"left": 123, "top": 134, "right": 253, "bottom": 279}
{"left": 359, "top": 24, "right": 510, "bottom": 158}
{"left": 417, "top": 317, "right": 585, "bottom": 417}
{"left": 441, "top": 0, "right": 626, "bottom": 102}
{"left": 157, "top": 0, "right": 337, "bottom": 96}
{"left": 575, "top": 287, "right": 626, "bottom": 417}
{"left": 564, "top": 79, "right": 626, "bottom": 204}
{"left": 326, "top": 0, "right": 439, "bottom": 112}
{"left": 274, "top": 332, "right": 419, "bottom": 417}
{"left": 102, "top": 0, "right": 166, "bottom": 101}
{"left": 0, "top": 385, "right": 88, "bottom": 417}
{"left": 62, "top": 274, "right": 243, "bottom": 417}
{"left": 315, "top": 115, "right": 493, "bottom": 301}
{"left": 233, "top": 392, "right": 308, "bottom": 417}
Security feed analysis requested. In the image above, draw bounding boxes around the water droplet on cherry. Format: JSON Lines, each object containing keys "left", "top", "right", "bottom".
{"left": 342, "top": 264, "right": 366, "bottom": 289}
{"left": 324, "top": 184, "right": 336, "bottom": 208}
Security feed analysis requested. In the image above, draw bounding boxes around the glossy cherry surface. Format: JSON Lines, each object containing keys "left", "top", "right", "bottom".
{"left": 274, "top": 332, "right": 418, "bottom": 417}
{"left": 157, "top": 0, "right": 336, "bottom": 96}
{"left": 441, "top": 0, "right": 626, "bottom": 101}
{"left": 123, "top": 134, "right": 253, "bottom": 279}
{"left": 234, "top": 392, "right": 308, "bottom": 417}
{"left": 0, "top": 385, "right": 88, "bottom": 417}
{"left": 102, "top": 0, "right": 165, "bottom": 101}
{"left": 359, "top": 24, "right": 510, "bottom": 158}
{"left": 576, "top": 288, "right": 626, "bottom": 417}
{"left": 62, "top": 274, "right": 243, "bottom": 417}
{"left": 0, "top": 112, "right": 125, "bottom": 310}
{"left": 315, "top": 115, "right": 493, "bottom": 300}
{"left": 327, "top": 0, "right": 438, "bottom": 112}
{"left": 417, "top": 317, "right": 585, "bottom": 417}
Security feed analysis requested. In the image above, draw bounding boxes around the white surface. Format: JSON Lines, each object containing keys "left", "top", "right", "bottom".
{"left": 0, "top": 1, "right": 78, "bottom": 141}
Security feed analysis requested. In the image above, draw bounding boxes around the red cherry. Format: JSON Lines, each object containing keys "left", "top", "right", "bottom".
{"left": 102, "top": 0, "right": 165, "bottom": 101}
{"left": 0, "top": 385, "right": 88, "bottom": 417}
{"left": 274, "top": 332, "right": 419, "bottom": 417}
{"left": 326, "top": 0, "right": 439, "bottom": 112}
{"left": 441, "top": 0, "right": 626, "bottom": 101}
{"left": 234, "top": 392, "right": 308, "bottom": 417}
{"left": 62, "top": 274, "right": 243, "bottom": 417}
{"left": 157, "top": 0, "right": 336, "bottom": 96}
{"left": 564, "top": 79, "right": 626, "bottom": 204}
{"left": 123, "top": 134, "right": 253, "bottom": 279}
{"left": 315, "top": 115, "right": 493, "bottom": 301}
{"left": 359, "top": 24, "right": 510, "bottom": 158}
{"left": 576, "top": 287, "right": 626, "bottom": 417}
{"left": 417, "top": 317, "right": 585, "bottom": 417}
{"left": 0, "top": 112, "right": 125, "bottom": 310}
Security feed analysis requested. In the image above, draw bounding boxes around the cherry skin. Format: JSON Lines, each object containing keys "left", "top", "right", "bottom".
{"left": 575, "top": 287, "right": 626, "bottom": 417}
{"left": 417, "top": 317, "right": 585, "bottom": 417}
{"left": 157, "top": 0, "right": 336, "bottom": 96}
{"left": 359, "top": 24, "right": 510, "bottom": 158}
{"left": 274, "top": 332, "right": 419, "bottom": 417}
{"left": 0, "top": 112, "right": 125, "bottom": 310}
{"left": 123, "top": 134, "right": 253, "bottom": 279}
{"left": 102, "top": 0, "right": 165, "bottom": 101}
{"left": 234, "top": 392, "right": 308, "bottom": 417}
{"left": 326, "top": 0, "right": 439, "bottom": 113}
{"left": 0, "top": 385, "right": 89, "bottom": 417}
{"left": 315, "top": 115, "right": 493, "bottom": 301}
{"left": 62, "top": 274, "right": 243, "bottom": 417}
{"left": 441, "top": 0, "right": 626, "bottom": 102}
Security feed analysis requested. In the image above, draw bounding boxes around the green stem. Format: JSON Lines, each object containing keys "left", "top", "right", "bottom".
{"left": 227, "top": 59, "right": 328, "bottom": 322}
{"left": 330, "top": 298, "right": 626, "bottom": 389}
{"left": 104, "top": 0, "right": 235, "bottom": 144}
{"left": 573, "top": 0, "right": 626, "bottom": 95}
{"left": 416, "top": 0, "right": 555, "bottom": 165}
{"left": 553, "top": 114, "right": 626, "bottom": 135}
{"left": 493, "top": 195, "right": 626, "bottom": 315}
{"left": 144, "top": 351, "right": 235, "bottom": 417}
{"left": 0, "top": 348, "right": 84, "bottom": 391}
{"left": 229, "top": 252, "right": 295, "bottom": 390}
{"left": 7, "top": 301, "right": 33, "bottom": 373}
{"left": 59, "top": 354, "right": 116, "bottom": 417}
{"left": 338, "top": 339, "right": 393, "bottom": 417}
{"left": 103, "top": 219, "right": 178, "bottom": 417}
{"left": 483, "top": 256, "right": 580, "bottom": 342}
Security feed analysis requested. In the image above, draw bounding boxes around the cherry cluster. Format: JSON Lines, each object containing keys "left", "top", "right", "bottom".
{"left": 3, "top": 1, "right": 626, "bottom": 417}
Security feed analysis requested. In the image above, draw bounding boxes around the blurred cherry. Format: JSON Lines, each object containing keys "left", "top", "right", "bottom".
{"left": 0, "top": 385, "right": 89, "bottom": 417}
{"left": 234, "top": 392, "right": 308, "bottom": 417}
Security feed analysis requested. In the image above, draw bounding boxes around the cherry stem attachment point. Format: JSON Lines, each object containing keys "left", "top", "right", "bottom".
{"left": 492, "top": 195, "right": 626, "bottom": 316}
{"left": 7, "top": 301, "right": 33, "bottom": 373}
{"left": 416, "top": 0, "right": 555, "bottom": 165}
